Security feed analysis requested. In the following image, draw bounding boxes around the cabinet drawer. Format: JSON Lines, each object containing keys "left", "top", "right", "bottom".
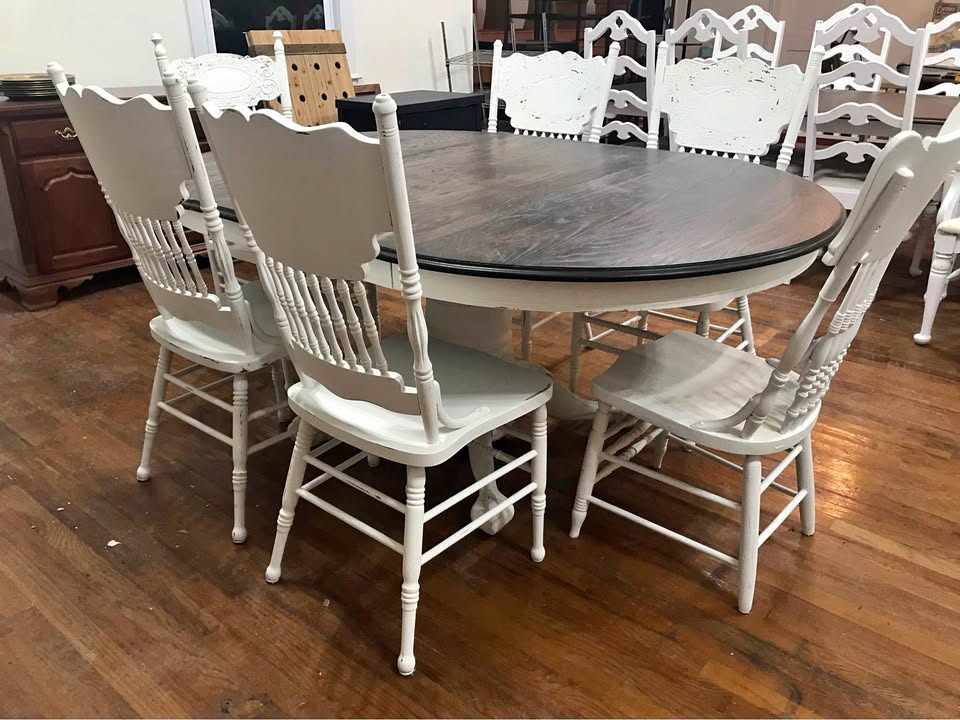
{"left": 11, "top": 117, "right": 84, "bottom": 158}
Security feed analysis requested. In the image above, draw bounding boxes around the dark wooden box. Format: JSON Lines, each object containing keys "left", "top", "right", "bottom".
{"left": 336, "top": 90, "right": 485, "bottom": 132}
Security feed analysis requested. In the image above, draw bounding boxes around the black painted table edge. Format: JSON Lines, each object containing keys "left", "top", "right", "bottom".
{"left": 183, "top": 199, "right": 844, "bottom": 282}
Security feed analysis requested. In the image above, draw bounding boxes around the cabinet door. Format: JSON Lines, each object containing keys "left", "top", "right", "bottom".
{"left": 19, "top": 154, "right": 129, "bottom": 274}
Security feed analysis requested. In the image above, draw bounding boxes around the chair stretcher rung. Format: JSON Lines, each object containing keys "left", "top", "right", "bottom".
{"left": 580, "top": 315, "right": 661, "bottom": 340}
{"left": 588, "top": 496, "right": 738, "bottom": 566}
{"left": 296, "top": 489, "right": 404, "bottom": 554}
{"left": 170, "top": 362, "right": 202, "bottom": 377}
{"left": 604, "top": 415, "right": 641, "bottom": 439}
{"left": 163, "top": 373, "right": 235, "bottom": 412}
{"left": 249, "top": 399, "right": 289, "bottom": 421}
{"left": 582, "top": 340, "right": 630, "bottom": 355}
{"left": 421, "top": 481, "right": 537, "bottom": 565}
{"left": 157, "top": 401, "right": 234, "bottom": 446}
{"left": 598, "top": 451, "right": 741, "bottom": 509}
{"left": 758, "top": 489, "right": 807, "bottom": 546}
{"left": 310, "top": 437, "right": 342, "bottom": 457}
{"left": 672, "top": 436, "right": 743, "bottom": 472}
{"left": 499, "top": 425, "right": 531, "bottom": 443}
{"left": 715, "top": 317, "right": 745, "bottom": 343}
{"left": 760, "top": 445, "right": 803, "bottom": 493}
{"left": 531, "top": 312, "right": 563, "bottom": 330}
{"left": 303, "top": 451, "right": 403, "bottom": 512}
{"left": 425, "top": 449, "right": 537, "bottom": 522}
{"left": 247, "top": 423, "right": 298, "bottom": 455}
{"left": 489, "top": 448, "right": 532, "bottom": 473}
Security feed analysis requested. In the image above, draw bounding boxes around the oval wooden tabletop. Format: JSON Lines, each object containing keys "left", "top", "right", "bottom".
{"left": 198, "top": 130, "right": 845, "bottom": 282}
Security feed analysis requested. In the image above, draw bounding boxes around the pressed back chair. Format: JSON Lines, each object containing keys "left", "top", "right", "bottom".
{"left": 804, "top": 5, "right": 925, "bottom": 209}
{"left": 567, "top": 48, "right": 825, "bottom": 393}
{"left": 712, "top": 5, "right": 785, "bottom": 67}
{"left": 583, "top": 10, "right": 657, "bottom": 143}
{"left": 487, "top": 37, "right": 619, "bottom": 359}
{"left": 48, "top": 63, "right": 296, "bottom": 544}
{"left": 196, "top": 91, "right": 553, "bottom": 676}
{"left": 152, "top": 31, "right": 293, "bottom": 117}
{"left": 570, "top": 116, "right": 960, "bottom": 614}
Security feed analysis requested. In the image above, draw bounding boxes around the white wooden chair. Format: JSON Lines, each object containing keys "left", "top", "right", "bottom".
{"left": 914, "top": 98, "right": 960, "bottom": 344}
{"left": 712, "top": 5, "right": 785, "bottom": 67}
{"left": 151, "top": 31, "right": 293, "bottom": 117}
{"left": 583, "top": 10, "right": 657, "bottom": 143}
{"left": 48, "top": 63, "right": 297, "bottom": 544}
{"left": 196, "top": 91, "right": 554, "bottom": 676}
{"left": 814, "top": 4, "right": 892, "bottom": 92}
{"left": 663, "top": 8, "right": 748, "bottom": 67}
{"left": 909, "top": 11, "right": 960, "bottom": 277}
{"left": 487, "top": 37, "right": 620, "bottom": 360}
{"left": 570, "top": 119, "right": 960, "bottom": 613}
{"left": 567, "top": 49, "right": 825, "bottom": 393}
{"left": 803, "top": 6, "right": 925, "bottom": 209}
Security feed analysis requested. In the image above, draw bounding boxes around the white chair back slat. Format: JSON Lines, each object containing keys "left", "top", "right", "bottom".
{"left": 152, "top": 32, "right": 293, "bottom": 117}
{"left": 921, "top": 13, "right": 960, "bottom": 96}
{"left": 48, "top": 63, "right": 256, "bottom": 354}
{"left": 487, "top": 39, "right": 620, "bottom": 142}
{"left": 804, "top": 5, "right": 925, "bottom": 177}
{"left": 664, "top": 9, "right": 749, "bottom": 65}
{"left": 711, "top": 5, "right": 785, "bottom": 66}
{"left": 584, "top": 11, "right": 657, "bottom": 142}
{"left": 646, "top": 48, "right": 823, "bottom": 169}
{"left": 727, "top": 115, "right": 960, "bottom": 438}
{"left": 198, "top": 94, "right": 484, "bottom": 444}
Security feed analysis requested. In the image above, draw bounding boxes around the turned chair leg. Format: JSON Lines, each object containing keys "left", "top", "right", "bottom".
{"left": 266, "top": 421, "right": 316, "bottom": 582}
{"left": 398, "top": 465, "right": 426, "bottom": 676}
{"left": 530, "top": 404, "right": 548, "bottom": 562}
{"left": 270, "top": 362, "right": 291, "bottom": 427}
{"left": 652, "top": 430, "right": 669, "bottom": 469}
{"left": 570, "top": 401, "right": 611, "bottom": 538}
{"left": 736, "top": 296, "right": 756, "bottom": 354}
{"left": 738, "top": 455, "right": 763, "bottom": 614}
{"left": 569, "top": 312, "right": 586, "bottom": 392}
{"left": 636, "top": 311, "right": 649, "bottom": 347}
{"left": 914, "top": 233, "right": 956, "bottom": 345}
{"left": 797, "top": 434, "right": 816, "bottom": 536}
{"left": 520, "top": 311, "right": 534, "bottom": 361}
{"left": 908, "top": 227, "right": 929, "bottom": 277}
{"left": 696, "top": 311, "right": 710, "bottom": 338}
{"left": 231, "top": 373, "right": 250, "bottom": 544}
{"left": 137, "top": 346, "right": 172, "bottom": 482}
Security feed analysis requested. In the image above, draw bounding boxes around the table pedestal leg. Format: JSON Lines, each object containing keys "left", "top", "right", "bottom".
{"left": 424, "top": 299, "right": 595, "bottom": 535}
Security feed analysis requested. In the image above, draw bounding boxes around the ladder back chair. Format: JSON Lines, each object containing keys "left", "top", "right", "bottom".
{"left": 663, "top": 8, "right": 748, "bottom": 66}
{"left": 48, "top": 63, "right": 296, "bottom": 544}
{"left": 583, "top": 10, "right": 657, "bottom": 143}
{"left": 909, "top": 11, "right": 960, "bottom": 277}
{"left": 567, "top": 48, "right": 825, "bottom": 393}
{"left": 804, "top": 5, "right": 925, "bottom": 209}
{"left": 712, "top": 5, "right": 785, "bottom": 67}
{"left": 570, "top": 116, "right": 960, "bottom": 613}
{"left": 487, "top": 37, "right": 620, "bottom": 359}
{"left": 196, "top": 92, "right": 553, "bottom": 676}
{"left": 915, "top": 103, "right": 960, "bottom": 344}
{"left": 814, "top": 3, "right": 892, "bottom": 92}
{"left": 152, "top": 31, "right": 293, "bottom": 118}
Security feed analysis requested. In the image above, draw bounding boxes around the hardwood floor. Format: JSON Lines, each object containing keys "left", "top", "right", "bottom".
{"left": 0, "top": 231, "right": 958, "bottom": 717}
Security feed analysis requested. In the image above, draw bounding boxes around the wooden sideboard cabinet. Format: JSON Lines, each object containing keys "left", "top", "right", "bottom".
{"left": 0, "top": 87, "right": 171, "bottom": 310}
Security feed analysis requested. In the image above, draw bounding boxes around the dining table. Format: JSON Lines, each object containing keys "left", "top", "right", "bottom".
{"left": 183, "top": 129, "right": 845, "bottom": 534}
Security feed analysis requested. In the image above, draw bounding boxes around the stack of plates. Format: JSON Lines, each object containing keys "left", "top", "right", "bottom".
{"left": 0, "top": 73, "right": 75, "bottom": 101}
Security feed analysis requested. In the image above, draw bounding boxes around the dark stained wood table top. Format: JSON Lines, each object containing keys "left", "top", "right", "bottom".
{"left": 818, "top": 89, "right": 958, "bottom": 125}
{"left": 197, "top": 131, "right": 845, "bottom": 282}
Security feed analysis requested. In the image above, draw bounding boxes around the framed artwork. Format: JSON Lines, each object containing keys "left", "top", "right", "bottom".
{"left": 931, "top": 2, "right": 960, "bottom": 54}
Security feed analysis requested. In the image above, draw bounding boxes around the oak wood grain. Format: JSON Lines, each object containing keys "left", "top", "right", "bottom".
{"left": 197, "top": 131, "right": 845, "bottom": 281}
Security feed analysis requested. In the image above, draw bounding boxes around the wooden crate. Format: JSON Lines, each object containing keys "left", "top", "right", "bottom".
{"left": 246, "top": 29, "right": 354, "bottom": 125}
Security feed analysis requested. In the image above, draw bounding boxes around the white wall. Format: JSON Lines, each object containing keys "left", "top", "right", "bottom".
{"left": 0, "top": 0, "right": 195, "bottom": 87}
{"left": 349, "top": 0, "right": 474, "bottom": 93}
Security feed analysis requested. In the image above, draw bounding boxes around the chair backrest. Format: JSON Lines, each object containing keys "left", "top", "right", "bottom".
{"left": 487, "top": 39, "right": 620, "bottom": 142}
{"left": 152, "top": 32, "right": 293, "bottom": 118}
{"left": 921, "top": 12, "right": 960, "bottom": 96}
{"left": 583, "top": 10, "right": 657, "bottom": 142}
{"left": 47, "top": 63, "right": 256, "bottom": 354}
{"left": 712, "top": 5, "right": 785, "bottom": 67}
{"left": 663, "top": 9, "right": 748, "bottom": 66}
{"left": 803, "top": 5, "right": 925, "bottom": 178}
{"left": 721, "top": 114, "right": 960, "bottom": 439}
{"left": 196, "top": 92, "right": 466, "bottom": 443}
{"left": 814, "top": 3, "right": 892, "bottom": 92}
{"left": 646, "top": 47, "right": 824, "bottom": 168}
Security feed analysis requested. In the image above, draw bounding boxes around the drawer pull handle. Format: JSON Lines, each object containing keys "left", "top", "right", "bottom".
{"left": 55, "top": 127, "right": 78, "bottom": 140}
